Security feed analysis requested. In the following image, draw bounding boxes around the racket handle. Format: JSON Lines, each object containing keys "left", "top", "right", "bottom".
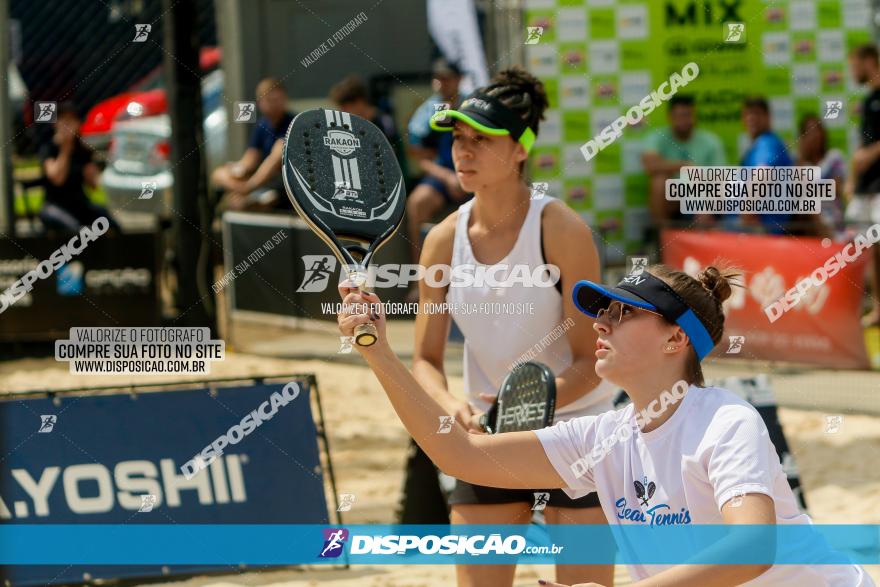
{"left": 348, "top": 274, "right": 377, "bottom": 346}
{"left": 354, "top": 322, "right": 378, "bottom": 346}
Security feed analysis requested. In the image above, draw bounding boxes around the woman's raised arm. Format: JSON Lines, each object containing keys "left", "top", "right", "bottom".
{"left": 338, "top": 286, "right": 565, "bottom": 490}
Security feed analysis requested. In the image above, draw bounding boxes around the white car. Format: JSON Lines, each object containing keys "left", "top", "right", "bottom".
{"left": 101, "top": 69, "right": 226, "bottom": 227}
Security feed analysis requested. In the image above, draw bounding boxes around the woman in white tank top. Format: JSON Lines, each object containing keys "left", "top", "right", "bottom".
{"left": 406, "top": 68, "right": 616, "bottom": 587}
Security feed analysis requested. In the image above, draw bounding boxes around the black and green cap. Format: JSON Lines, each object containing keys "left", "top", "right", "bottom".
{"left": 429, "top": 92, "right": 537, "bottom": 153}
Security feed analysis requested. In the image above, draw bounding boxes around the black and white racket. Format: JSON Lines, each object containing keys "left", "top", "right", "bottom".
{"left": 282, "top": 108, "right": 406, "bottom": 346}
{"left": 481, "top": 362, "right": 556, "bottom": 434}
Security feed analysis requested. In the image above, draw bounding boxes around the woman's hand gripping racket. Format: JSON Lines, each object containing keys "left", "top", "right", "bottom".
{"left": 480, "top": 362, "right": 557, "bottom": 434}
{"left": 283, "top": 108, "right": 405, "bottom": 346}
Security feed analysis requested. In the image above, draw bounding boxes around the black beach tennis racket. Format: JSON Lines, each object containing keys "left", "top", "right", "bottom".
{"left": 481, "top": 362, "right": 556, "bottom": 434}
{"left": 282, "top": 108, "right": 405, "bottom": 346}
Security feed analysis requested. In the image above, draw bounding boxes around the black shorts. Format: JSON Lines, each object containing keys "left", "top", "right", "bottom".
{"left": 448, "top": 478, "right": 600, "bottom": 509}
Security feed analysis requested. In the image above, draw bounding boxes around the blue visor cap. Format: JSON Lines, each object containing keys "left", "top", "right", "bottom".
{"left": 572, "top": 272, "right": 715, "bottom": 361}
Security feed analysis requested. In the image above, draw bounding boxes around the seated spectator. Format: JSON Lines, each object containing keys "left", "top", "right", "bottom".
{"left": 796, "top": 114, "right": 846, "bottom": 239}
{"left": 211, "top": 77, "right": 294, "bottom": 212}
{"left": 727, "top": 96, "right": 794, "bottom": 235}
{"left": 330, "top": 75, "right": 409, "bottom": 181}
{"left": 641, "top": 94, "right": 725, "bottom": 228}
{"left": 848, "top": 43, "right": 880, "bottom": 326}
{"left": 40, "top": 102, "right": 120, "bottom": 232}
{"left": 405, "top": 59, "right": 471, "bottom": 284}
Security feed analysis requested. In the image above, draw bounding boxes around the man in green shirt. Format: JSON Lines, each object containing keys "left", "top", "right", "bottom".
{"left": 641, "top": 94, "right": 727, "bottom": 226}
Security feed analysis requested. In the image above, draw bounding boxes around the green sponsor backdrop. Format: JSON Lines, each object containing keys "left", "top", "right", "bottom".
{"left": 524, "top": 0, "right": 872, "bottom": 263}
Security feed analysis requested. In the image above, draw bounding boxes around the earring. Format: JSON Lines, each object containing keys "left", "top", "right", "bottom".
{"left": 665, "top": 345, "right": 677, "bottom": 351}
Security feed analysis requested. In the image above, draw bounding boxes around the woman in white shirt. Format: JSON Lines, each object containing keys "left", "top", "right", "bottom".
{"left": 337, "top": 263, "right": 874, "bottom": 586}
{"left": 405, "top": 67, "right": 615, "bottom": 587}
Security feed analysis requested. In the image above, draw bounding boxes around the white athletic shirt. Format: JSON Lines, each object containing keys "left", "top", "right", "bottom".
{"left": 447, "top": 195, "right": 616, "bottom": 420}
{"left": 534, "top": 384, "right": 874, "bottom": 586}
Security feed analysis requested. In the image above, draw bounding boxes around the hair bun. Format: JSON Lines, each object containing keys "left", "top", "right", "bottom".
{"left": 494, "top": 66, "right": 540, "bottom": 89}
{"left": 489, "top": 66, "right": 549, "bottom": 124}
{"left": 697, "top": 265, "right": 740, "bottom": 304}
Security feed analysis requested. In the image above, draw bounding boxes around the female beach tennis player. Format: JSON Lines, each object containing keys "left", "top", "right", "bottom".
{"left": 403, "top": 67, "right": 616, "bottom": 586}
{"left": 337, "top": 264, "right": 875, "bottom": 586}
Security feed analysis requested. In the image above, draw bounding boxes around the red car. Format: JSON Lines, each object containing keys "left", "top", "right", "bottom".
{"left": 80, "top": 46, "right": 220, "bottom": 151}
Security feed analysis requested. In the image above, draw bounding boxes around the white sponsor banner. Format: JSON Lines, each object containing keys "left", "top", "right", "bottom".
{"left": 426, "top": 0, "right": 489, "bottom": 95}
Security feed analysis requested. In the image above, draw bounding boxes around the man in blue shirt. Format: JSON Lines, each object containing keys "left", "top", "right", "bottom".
{"left": 329, "top": 75, "right": 409, "bottom": 180}
{"left": 405, "top": 59, "right": 471, "bottom": 268}
{"left": 733, "top": 97, "right": 794, "bottom": 234}
{"left": 848, "top": 44, "right": 880, "bottom": 326}
{"left": 211, "top": 77, "right": 295, "bottom": 211}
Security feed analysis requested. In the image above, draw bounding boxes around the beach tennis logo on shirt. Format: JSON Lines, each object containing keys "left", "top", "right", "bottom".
{"left": 634, "top": 477, "right": 656, "bottom": 506}
{"left": 319, "top": 528, "right": 349, "bottom": 558}
{"left": 614, "top": 476, "right": 692, "bottom": 527}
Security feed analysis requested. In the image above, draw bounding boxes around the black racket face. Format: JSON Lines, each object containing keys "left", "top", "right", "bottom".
{"left": 282, "top": 108, "right": 405, "bottom": 264}
{"left": 493, "top": 362, "right": 556, "bottom": 433}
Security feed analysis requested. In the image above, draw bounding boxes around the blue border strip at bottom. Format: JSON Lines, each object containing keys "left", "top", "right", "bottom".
{"left": 0, "top": 524, "right": 878, "bottom": 566}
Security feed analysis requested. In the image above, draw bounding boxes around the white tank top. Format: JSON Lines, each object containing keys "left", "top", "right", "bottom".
{"left": 446, "top": 195, "right": 616, "bottom": 421}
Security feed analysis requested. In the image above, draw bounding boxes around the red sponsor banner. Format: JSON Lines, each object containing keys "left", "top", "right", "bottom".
{"left": 661, "top": 230, "right": 870, "bottom": 369}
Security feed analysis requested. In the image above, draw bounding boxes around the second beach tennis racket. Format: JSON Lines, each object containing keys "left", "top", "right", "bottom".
{"left": 282, "top": 108, "right": 405, "bottom": 346}
{"left": 481, "top": 362, "right": 556, "bottom": 434}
